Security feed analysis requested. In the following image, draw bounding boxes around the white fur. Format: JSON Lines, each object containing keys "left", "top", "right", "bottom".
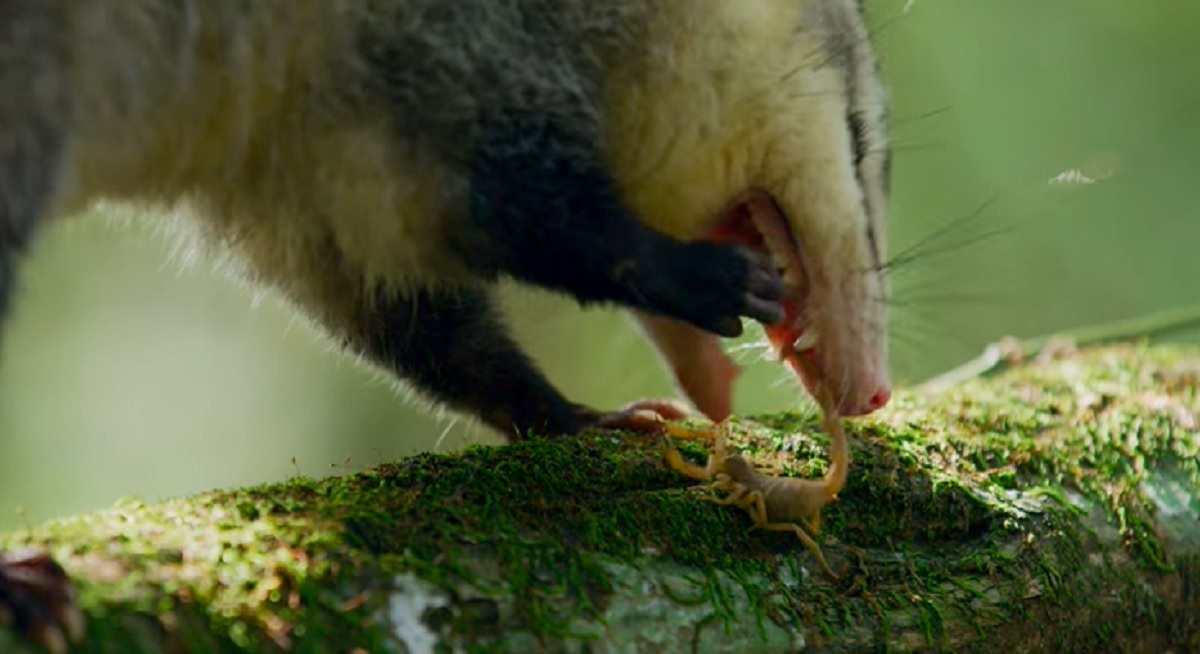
{"left": 605, "top": 0, "right": 891, "bottom": 413}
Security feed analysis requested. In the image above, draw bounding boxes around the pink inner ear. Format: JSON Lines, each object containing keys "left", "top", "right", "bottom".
{"left": 631, "top": 310, "right": 741, "bottom": 423}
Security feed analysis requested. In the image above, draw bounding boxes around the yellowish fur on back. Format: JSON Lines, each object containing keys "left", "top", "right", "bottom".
{"left": 54, "top": 0, "right": 459, "bottom": 318}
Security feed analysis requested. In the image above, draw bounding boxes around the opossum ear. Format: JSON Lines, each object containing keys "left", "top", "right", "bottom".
{"left": 457, "top": 110, "right": 786, "bottom": 337}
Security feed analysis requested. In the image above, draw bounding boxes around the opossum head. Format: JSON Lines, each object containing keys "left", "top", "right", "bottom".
{"left": 608, "top": 0, "right": 891, "bottom": 418}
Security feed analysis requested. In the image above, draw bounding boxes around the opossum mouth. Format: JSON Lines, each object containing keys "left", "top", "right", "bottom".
{"left": 708, "top": 190, "right": 823, "bottom": 399}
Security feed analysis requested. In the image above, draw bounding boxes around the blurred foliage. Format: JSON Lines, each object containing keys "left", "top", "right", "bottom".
{"left": 2, "top": 0, "right": 1199, "bottom": 531}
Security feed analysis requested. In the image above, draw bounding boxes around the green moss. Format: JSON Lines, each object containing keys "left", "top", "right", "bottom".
{"left": 2, "top": 342, "right": 1197, "bottom": 652}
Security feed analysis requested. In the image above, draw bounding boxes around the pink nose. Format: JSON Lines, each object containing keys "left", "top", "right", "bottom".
{"left": 867, "top": 387, "right": 891, "bottom": 411}
{"left": 840, "top": 386, "right": 891, "bottom": 416}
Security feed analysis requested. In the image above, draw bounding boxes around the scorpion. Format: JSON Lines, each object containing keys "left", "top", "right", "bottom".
{"left": 662, "top": 368, "right": 849, "bottom": 579}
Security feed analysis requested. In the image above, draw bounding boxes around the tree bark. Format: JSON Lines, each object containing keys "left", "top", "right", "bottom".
{"left": 2, "top": 342, "right": 1198, "bottom": 653}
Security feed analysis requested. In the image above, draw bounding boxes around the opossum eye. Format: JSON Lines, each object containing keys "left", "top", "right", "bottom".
{"left": 847, "top": 109, "right": 867, "bottom": 170}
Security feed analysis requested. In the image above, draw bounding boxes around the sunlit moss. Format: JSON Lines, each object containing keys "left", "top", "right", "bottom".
{"left": 1, "top": 343, "right": 1197, "bottom": 651}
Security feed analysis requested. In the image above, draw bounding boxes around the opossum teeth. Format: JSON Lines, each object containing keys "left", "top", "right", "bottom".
{"left": 792, "top": 328, "right": 819, "bottom": 354}
{"left": 770, "top": 250, "right": 789, "bottom": 273}
{"left": 781, "top": 265, "right": 802, "bottom": 288}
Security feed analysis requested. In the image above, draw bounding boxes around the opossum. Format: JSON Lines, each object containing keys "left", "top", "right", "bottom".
{"left": 0, "top": 0, "right": 892, "bottom": 647}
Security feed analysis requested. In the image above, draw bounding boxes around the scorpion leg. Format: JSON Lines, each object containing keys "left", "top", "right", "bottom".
{"left": 662, "top": 425, "right": 731, "bottom": 482}
{"left": 701, "top": 482, "right": 748, "bottom": 507}
{"left": 662, "top": 423, "right": 721, "bottom": 442}
{"left": 663, "top": 444, "right": 718, "bottom": 482}
{"left": 808, "top": 509, "right": 822, "bottom": 535}
{"left": 757, "top": 522, "right": 838, "bottom": 579}
{"left": 740, "top": 491, "right": 837, "bottom": 579}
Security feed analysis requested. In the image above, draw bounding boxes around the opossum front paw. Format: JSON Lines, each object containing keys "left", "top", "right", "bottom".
{"left": 0, "top": 550, "right": 85, "bottom": 654}
{"left": 560, "top": 400, "right": 692, "bottom": 435}
{"left": 634, "top": 241, "right": 786, "bottom": 338}
{"left": 592, "top": 399, "right": 692, "bottom": 432}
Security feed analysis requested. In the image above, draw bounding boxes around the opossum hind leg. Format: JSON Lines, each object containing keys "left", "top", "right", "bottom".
{"left": 346, "top": 283, "right": 688, "bottom": 440}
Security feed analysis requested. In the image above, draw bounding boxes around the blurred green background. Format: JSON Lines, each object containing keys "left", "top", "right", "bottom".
{"left": 3, "top": 0, "right": 1199, "bottom": 532}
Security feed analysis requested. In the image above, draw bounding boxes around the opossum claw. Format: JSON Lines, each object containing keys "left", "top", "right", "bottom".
{"left": 634, "top": 239, "right": 786, "bottom": 339}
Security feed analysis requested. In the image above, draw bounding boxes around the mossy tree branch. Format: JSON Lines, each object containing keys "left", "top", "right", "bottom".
{"left": 2, "top": 343, "right": 1198, "bottom": 653}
